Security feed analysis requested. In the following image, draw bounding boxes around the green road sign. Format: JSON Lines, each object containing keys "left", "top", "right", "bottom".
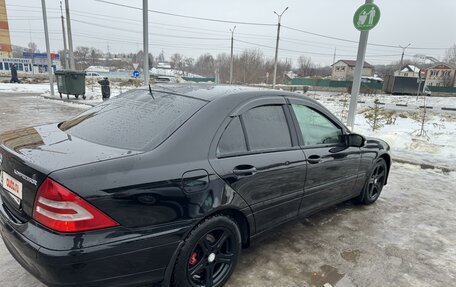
{"left": 353, "top": 3, "right": 380, "bottom": 31}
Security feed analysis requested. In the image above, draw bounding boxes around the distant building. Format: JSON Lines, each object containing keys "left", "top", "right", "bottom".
{"left": 331, "top": 60, "right": 374, "bottom": 80}
{"left": 394, "top": 65, "right": 420, "bottom": 78}
{"left": 22, "top": 52, "right": 61, "bottom": 73}
{"left": 0, "top": 58, "right": 32, "bottom": 73}
{"left": 0, "top": 0, "right": 12, "bottom": 58}
{"left": 424, "top": 63, "right": 456, "bottom": 87}
{"left": 384, "top": 65, "right": 422, "bottom": 95}
{"left": 0, "top": 53, "right": 62, "bottom": 74}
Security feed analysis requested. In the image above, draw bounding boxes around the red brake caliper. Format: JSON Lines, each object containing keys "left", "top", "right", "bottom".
{"left": 189, "top": 252, "right": 198, "bottom": 265}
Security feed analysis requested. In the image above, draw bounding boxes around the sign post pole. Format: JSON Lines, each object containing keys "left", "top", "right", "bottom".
{"left": 346, "top": 0, "right": 380, "bottom": 130}
{"left": 142, "top": 0, "right": 149, "bottom": 86}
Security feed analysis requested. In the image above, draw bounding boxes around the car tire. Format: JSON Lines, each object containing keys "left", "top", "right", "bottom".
{"left": 172, "top": 215, "right": 241, "bottom": 287}
{"left": 357, "top": 158, "right": 388, "bottom": 205}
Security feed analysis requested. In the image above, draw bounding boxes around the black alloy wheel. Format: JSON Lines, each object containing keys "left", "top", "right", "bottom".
{"left": 173, "top": 216, "right": 241, "bottom": 287}
{"left": 359, "top": 158, "right": 387, "bottom": 204}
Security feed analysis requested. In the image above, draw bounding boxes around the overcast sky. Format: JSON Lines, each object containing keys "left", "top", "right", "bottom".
{"left": 5, "top": 0, "right": 456, "bottom": 67}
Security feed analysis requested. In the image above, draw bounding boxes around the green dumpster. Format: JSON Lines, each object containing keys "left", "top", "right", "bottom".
{"left": 55, "top": 70, "right": 86, "bottom": 100}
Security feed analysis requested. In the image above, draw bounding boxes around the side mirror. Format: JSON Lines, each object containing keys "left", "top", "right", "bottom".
{"left": 346, "top": 133, "right": 366, "bottom": 148}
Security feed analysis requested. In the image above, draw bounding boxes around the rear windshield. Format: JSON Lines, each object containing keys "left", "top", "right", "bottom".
{"left": 59, "top": 89, "right": 206, "bottom": 150}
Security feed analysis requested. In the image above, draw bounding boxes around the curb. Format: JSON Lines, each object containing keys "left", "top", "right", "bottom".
{"left": 42, "top": 95, "right": 96, "bottom": 107}
{"left": 392, "top": 158, "right": 453, "bottom": 174}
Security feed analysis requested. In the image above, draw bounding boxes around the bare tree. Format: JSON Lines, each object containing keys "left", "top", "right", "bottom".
{"left": 170, "top": 53, "right": 186, "bottom": 74}
{"left": 216, "top": 53, "right": 231, "bottom": 83}
{"left": 237, "top": 49, "right": 264, "bottom": 84}
{"left": 90, "top": 48, "right": 102, "bottom": 65}
{"left": 75, "top": 46, "right": 90, "bottom": 63}
{"left": 27, "top": 42, "right": 39, "bottom": 53}
{"left": 314, "top": 65, "right": 332, "bottom": 77}
{"left": 184, "top": 57, "right": 194, "bottom": 76}
{"left": 157, "top": 50, "right": 165, "bottom": 63}
{"left": 194, "top": 53, "right": 215, "bottom": 77}
{"left": 185, "top": 49, "right": 292, "bottom": 84}
{"left": 132, "top": 50, "right": 153, "bottom": 70}
{"left": 264, "top": 58, "right": 291, "bottom": 85}
{"left": 444, "top": 44, "right": 456, "bottom": 65}
{"left": 296, "top": 56, "right": 315, "bottom": 77}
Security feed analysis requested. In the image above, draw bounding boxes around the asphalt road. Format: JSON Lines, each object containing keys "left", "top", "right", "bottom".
{"left": 0, "top": 93, "right": 455, "bottom": 287}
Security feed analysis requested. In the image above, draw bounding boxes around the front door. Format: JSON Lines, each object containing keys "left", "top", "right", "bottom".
{"left": 210, "top": 102, "right": 307, "bottom": 234}
{"left": 287, "top": 99, "right": 361, "bottom": 214}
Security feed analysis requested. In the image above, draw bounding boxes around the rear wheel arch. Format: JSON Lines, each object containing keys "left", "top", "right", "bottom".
{"left": 213, "top": 208, "right": 251, "bottom": 248}
{"left": 185, "top": 208, "right": 251, "bottom": 248}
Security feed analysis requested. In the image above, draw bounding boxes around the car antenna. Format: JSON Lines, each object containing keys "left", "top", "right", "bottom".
{"left": 149, "top": 84, "right": 155, "bottom": 99}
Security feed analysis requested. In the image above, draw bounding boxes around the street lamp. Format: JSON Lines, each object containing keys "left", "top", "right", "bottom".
{"left": 399, "top": 43, "right": 411, "bottom": 69}
{"left": 272, "top": 7, "right": 288, "bottom": 89}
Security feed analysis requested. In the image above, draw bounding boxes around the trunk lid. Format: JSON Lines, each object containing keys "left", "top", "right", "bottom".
{"left": 0, "top": 124, "right": 140, "bottom": 221}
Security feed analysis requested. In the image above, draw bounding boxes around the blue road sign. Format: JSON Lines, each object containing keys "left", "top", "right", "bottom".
{"left": 132, "top": 70, "right": 140, "bottom": 78}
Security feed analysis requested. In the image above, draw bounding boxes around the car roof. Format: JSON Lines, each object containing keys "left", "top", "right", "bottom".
{"left": 147, "top": 83, "right": 312, "bottom": 102}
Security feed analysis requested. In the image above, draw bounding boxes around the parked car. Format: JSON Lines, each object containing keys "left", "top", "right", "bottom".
{"left": 0, "top": 84, "right": 391, "bottom": 287}
{"left": 86, "top": 71, "right": 102, "bottom": 78}
{"left": 155, "top": 76, "right": 177, "bottom": 83}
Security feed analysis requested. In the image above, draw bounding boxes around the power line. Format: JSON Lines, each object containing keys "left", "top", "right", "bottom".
{"left": 235, "top": 39, "right": 401, "bottom": 58}
{"left": 282, "top": 25, "right": 449, "bottom": 51}
{"left": 282, "top": 25, "right": 394, "bottom": 48}
{"left": 93, "top": 0, "right": 276, "bottom": 26}
{"left": 71, "top": 18, "right": 229, "bottom": 41}
{"left": 7, "top": 3, "right": 449, "bottom": 52}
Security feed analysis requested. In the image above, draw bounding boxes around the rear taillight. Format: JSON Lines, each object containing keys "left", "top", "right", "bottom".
{"left": 32, "top": 178, "right": 119, "bottom": 233}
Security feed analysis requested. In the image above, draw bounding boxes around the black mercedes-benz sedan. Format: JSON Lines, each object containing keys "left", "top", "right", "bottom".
{"left": 0, "top": 84, "right": 390, "bottom": 287}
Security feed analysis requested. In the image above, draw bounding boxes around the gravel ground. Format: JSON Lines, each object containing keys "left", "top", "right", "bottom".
{"left": 1, "top": 92, "right": 455, "bottom": 287}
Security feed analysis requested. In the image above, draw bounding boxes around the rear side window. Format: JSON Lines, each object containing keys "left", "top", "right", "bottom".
{"left": 217, "top": 117, "right": 247, "bottom": 156}
{"left": 60, "top": 89, "right": 206, "bottom": 150}
{"left": 242, "top": 105, "right": 292, "bottom": 151}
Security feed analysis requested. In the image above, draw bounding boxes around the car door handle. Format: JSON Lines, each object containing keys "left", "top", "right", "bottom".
{"left": 307, "top": 155, "right": 321, "bottom": 164}
{"left": 233, "top": 165, "right": 257, "bottom": 176}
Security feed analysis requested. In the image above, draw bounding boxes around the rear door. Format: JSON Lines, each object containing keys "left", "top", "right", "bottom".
{"left": 209, "top": 97, "right": 307, "bottom": 233}
{"left": 286, "top": 98, "right": 361, "bottom": 214}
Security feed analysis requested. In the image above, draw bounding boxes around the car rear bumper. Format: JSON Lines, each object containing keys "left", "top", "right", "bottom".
{"left": 0, "top": 198, "right": 188, "bottom": 287}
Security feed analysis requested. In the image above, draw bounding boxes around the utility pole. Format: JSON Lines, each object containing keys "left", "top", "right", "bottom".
{"left": 272, "top": 7, "right": 288, "bottom": 89}
{"left": 59, "top": 1, "right": 68, "bottom": 69}
{"left": 65, "top": 0, "right": 75, "bottom": 69}
{"left": 41, "top": 0, "right": 54, "bottom": 96}
{"left": 399, "top": 43, "right": 411, "bottom": 69}
{"left": 229, "top": 25, "right": 236, "bottom": 84}
{"left": 333, "top": 48, "right": 337, "bottom": 64}
{"left": 143, "top": 0, "right": 149, "bottom": 86}
{"left": 28, "top": 21, "right": 35, "bottom": 74}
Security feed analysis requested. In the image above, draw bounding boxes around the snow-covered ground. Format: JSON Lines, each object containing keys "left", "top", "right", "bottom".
{"left": 311, "top": 91, "right": 456, "bottom": 109}
{"left": 42, "top": 84, "right": 136, "bottom": 105}
{"left": 0, "top": 83, "right": 136, "bottom": 105}
{"left": 0, "top": 83, "right": 55, "bottom": 94}
{"left": 308, "top": 92, "right": 456, "bottom": 170}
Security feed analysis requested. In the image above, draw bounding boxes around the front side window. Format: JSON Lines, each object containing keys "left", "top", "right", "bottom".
{"left": 292, "top": 104, "right": 342, "bottom": 146}
{"left": 217, "top": 117, "right": 247, "bottom": 156}
{"left": 242, "top": 105, "right": 292, "bottom": 151}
